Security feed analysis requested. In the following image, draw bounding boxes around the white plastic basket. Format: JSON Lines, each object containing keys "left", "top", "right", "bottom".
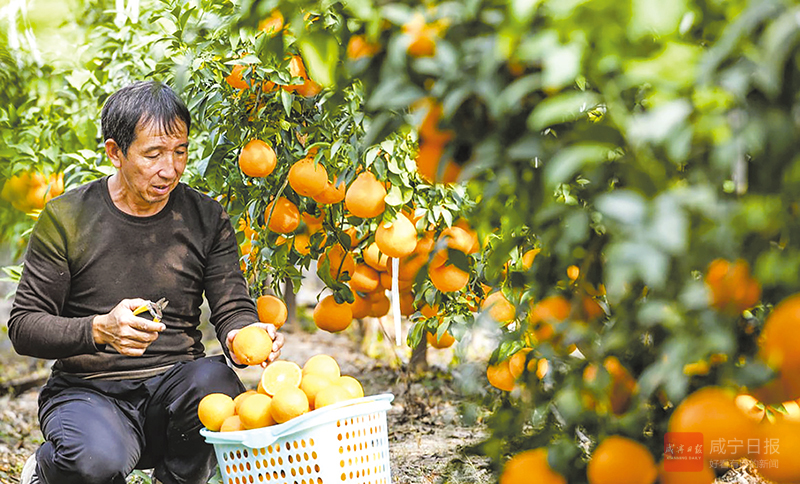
{"left": 200, "top": 393, "right": 394, "bottom": 484}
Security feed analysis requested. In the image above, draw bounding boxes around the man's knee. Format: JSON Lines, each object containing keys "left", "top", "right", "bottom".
{"left": 40, "top": 440, "right": 134, "bottom": 484}
{"left": 180, "top": 356, "right": 243, "bottom": 395}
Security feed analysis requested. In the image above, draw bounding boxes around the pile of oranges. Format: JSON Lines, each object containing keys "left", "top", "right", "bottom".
{"left": 198, "top": 354, "right": 365, "bottom": 432}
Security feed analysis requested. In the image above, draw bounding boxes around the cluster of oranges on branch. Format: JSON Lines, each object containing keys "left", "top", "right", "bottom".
{"left": 1, "top": 171, "right": 64, "bottom": 214}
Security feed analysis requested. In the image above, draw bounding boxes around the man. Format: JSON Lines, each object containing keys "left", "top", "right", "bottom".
{"left": 8, "top": 80, "right": 283, "bottom": 484}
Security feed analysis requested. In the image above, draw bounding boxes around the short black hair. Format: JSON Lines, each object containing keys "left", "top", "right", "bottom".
{"left": 101, "top": 81, "right": 191, "bottom": 155}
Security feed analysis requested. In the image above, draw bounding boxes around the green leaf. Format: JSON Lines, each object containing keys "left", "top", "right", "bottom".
{"left": 297, "top": 32, "right": 339, "bottom": 88}
{"left": 627, "top": 100, "right": 692, "bottom": 145}
{"left": 280, "top": 89, "right": 293, "bottom": 117}
{"left": 543, "top": 143, "right": 611, "bottom": 189}
{"left": 528, "top": 91, "right": 600, "bottom": 131}
{"left": 596, "top": 190, "right": 647, "bottom": 225}
{"left": 543, "top": 41, "right": 583, "bottom": 90}
{"left": 629, "top": 0, "right": 688, "bottom": 40}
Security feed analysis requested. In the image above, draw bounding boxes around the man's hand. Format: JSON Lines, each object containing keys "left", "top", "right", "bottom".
{"left": 226, "top": 323, "right": 284, "bottom": 367}
{"left": 92, "top": 298, "right": 166, "bottom": 356}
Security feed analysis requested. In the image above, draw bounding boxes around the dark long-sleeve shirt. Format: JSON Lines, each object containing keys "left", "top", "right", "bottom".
{"left": 8, "top": 176, "right": 257, "bottom": 379}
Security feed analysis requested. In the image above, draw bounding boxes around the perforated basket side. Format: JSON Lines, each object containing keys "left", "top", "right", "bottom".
{"left": 204, "top": 394, "right": 393, "bottom": 484}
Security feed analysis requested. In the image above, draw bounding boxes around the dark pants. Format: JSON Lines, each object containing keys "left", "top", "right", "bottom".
{"left": 34, "top": 356, "right": 245, "bottom": 484}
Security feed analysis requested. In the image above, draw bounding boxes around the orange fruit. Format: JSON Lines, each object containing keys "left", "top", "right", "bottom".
{"left": 285, "top": 54, "right": 307, "bottom": 82}
{"left": 312, "top": 177, "right": 346, "bottom": 205}
{"left": 508, "top": 348, "right": 533, "bottom": 380}
{"left": 302, "top": 354, "right": 341, "bottom": 379}
{"left": 313, "top": 295, "right": 353, "bottom": 332}
{"left": 302, "top": 210, "right": 325, "bottom": 233}
{"left": 417, "top": 98, "right": 454, "bottom": 145}
{"left": 225, "top": 64, "right": 250, "bottom": 90}
{"left": 24, "top": 172, "right": 64, "bottom": 212}
{"left": 418, "top": 303, "right": 440, "bottom": 319}
{"left": 402, "top": 14, "right": 437, "bottom": 58}
{"left": 430, "top": 226, "right": 478, "bottom": 267}
{"left": 197, "top": 393, "right": 236, "bottom": 431}
{"left": 567, "top": 265, "right": 580, "bottom": 281}
{"left": 264, "top": 197, "right": 300, "bottom": 234}
{"left": 500, "top": 448, "right": 566, "bottom": 484}
{"left": 754, "top": 416, "right": 800, "bottom": 482}
{"left": 269, "top": 386, "right": 309, "bottom": 423}
{"left": 379, "top": 271, "right": 413, "bottom": 292}
{"left": 528, "top": 296, "right": 571, "bottom": 342}
{"left": 282, "top": 55, "right": 323, "bottom": 97}
{"left": 582, "top": 295, "right": 605, "bottom": 321}
{"left": 587, "top": 435, "right": 657, "bottom": 484}
{"left": 337, "top": 375, "right": 364, "bottom": 399}
{"left": 399, "top": 291, "right": 416, "bottom": 316}
{"left": 657, "top": 461, "right": 715, "bottom": 484}
{"left": 233, "top": 390, "right": 258, "bottom": 414}
{"left": 487, "top": 360, "right": 516, "bottom": 392}
{"left": 314, "top": 383, "right": 353, "bottom": 408}
{"left": 231, "top": 326, "right": 273, "bottom": 366}
{"left": 258, "top": 9, "right": 284, "bottom": 35}
{"left": 704, "top": 258, "right": 761, "bottom": 315}
{"left": 318, "top": 245, "right": 356, "bottom": 281}
{"left": 300, "top": 373, "right": 334, "bottom": 409}
{"left": 426, "top": 329, "right": 455, "bottom": 349}
{"left": 388, "top": 252, "right": 427, "bottom": 281}
{"left": 294, "top": 78, "right": 323, "bottom": 97}
{"left": 350, "top": 292, "right": 371, "bottom": 319}
{"left": 346, "top": 35, "right": 380, "bottom": 60}
{"left": 288, "top": 157, "right": 328, "bottom": 197}
{"left": 734, "top": 393, "right": 766, "bottom": 422}
{"left": 239, "top": 139, "right": 277, "bottom": 178}
{"left": 429, "top": 262, "right": 469, "bottom": 292}
{"left": 375, "top": 213, "right": 418, "bottom": 258}
{"left": 363, "top": 242, "right": 389, "bottom": 271}
{"left": 292, "top": 233, "right": 312, "bottom": 255}
{"left": 237, "top": 392, "right": 275, "bottom": 429}
{"left": 583, "top": 356, "right": 637, "bottom": 415}
{"left": 482, "top": 291, "right": 516, "bottom": 325}
{"left": 219, "top": 414, "right": 245, "bottom": 432}
{"left": 368, "top": 290, "right": 391, "bottom": 318}
{"left": 667, "top": 386, "right": 757, "bottom": 460}
{"left": 756, "top": 293, "right": 800, "bottom": 402}
{"left": 260, "top": 360, "right": 303, "bottom": 396}
{"left": 415, "top": 141, "right": 461, "bottom": 185}
{"left": 1, "top": 172, "right": 62, "bottom": 213}
{"left": 350, "top": 264, "right": 380, "bottom": 293}
{"left": 256, "top": 295, "right": 288, "bottom": 329}
{"left": 344, "top": 172, "right": 387, "bottom": 219}
{"left": 521, "top": 248, "right": 540, "bottom": 270}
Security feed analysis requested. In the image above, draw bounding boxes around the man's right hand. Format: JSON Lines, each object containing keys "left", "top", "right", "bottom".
{"left": 92, "top": 298, "right": 166, "bottom": 356}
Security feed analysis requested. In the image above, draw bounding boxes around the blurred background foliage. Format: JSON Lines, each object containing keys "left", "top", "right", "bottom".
{"left": 2, "top": 0, "right": 800, "bottom": 481}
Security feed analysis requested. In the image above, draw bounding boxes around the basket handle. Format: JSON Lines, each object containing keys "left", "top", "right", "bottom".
{"left": 239, "top": 393, "right": 394, "bottom": 448}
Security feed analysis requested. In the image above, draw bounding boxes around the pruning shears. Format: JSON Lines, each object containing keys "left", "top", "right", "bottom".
{"left": 132, "top": 298, "right": 168, "bottom": 323}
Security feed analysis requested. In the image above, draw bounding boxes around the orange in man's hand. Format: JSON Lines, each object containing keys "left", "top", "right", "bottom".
{"left": 231, "top": 326, "right": 273, "bottom": 366}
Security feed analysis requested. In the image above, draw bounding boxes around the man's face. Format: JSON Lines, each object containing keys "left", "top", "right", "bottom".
{"left": 111, "top": 119, "right": 189, "bottom": 210}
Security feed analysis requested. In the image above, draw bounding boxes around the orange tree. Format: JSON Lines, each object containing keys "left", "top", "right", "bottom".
{"left": 228, "top": 0, "right": 800, "bottom": 481}
{"left": 5, "top": 0, "right": 800, "bottom": 482}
